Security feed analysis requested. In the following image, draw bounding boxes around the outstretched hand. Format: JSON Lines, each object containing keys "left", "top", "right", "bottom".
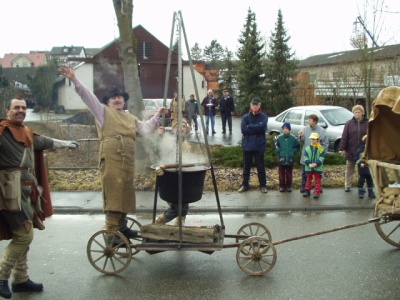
{"left": 59, "top": 66, "right": 76, "bottom": 80}
{"left": 158, "top": 106, "right": 169, "bottom": 114}
{"left": 68, "top": 141, "right": 79, "bottom": 149}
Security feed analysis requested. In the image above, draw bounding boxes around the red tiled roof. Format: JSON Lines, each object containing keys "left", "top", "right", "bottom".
{"left": 0, "top": 52, "right": 47, "bottom": 68}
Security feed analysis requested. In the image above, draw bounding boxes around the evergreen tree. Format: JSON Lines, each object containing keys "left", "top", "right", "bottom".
{"left": 236, "top": 8, "right": 265, "bottom": 115}
{"left": 203, "top": 39, "right": 225, "bottom": 69}
{"left": 0, "top": 67, "right": 16, "bottom": 117}
{"left": 265, "top": 9, "right": 298, "bottom": 115}
{"left": 27, "top": 60, "right": 58, "bottom": 111}
{"left": 190, "top": 42, "right": 203, "bottom": 60}
{"left": 218, "top": 49, "right": 236, "bottom": 97}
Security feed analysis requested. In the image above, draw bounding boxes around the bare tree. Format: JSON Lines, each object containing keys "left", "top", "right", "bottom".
{"left": 351, "top": 0, "right": 388, "bottom": 116}
{"left": 112, "top": 0, "right": 144, "bottom": 116}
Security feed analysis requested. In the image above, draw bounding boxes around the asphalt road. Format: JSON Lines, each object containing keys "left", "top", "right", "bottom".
{"left": 1, "top": 211, "right": 399, "bottom": 300}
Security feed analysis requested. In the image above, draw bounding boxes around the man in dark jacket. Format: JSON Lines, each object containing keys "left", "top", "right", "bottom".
{"left": 219, "top": 90, "right": 235, "bottom": 133}
{"left": 201, "top": 90, "right": 218, "bottom": 134}
{"left": 238, "top": 98, "right": 268, "bottom": 194}
{"left": 185, "top": 94, "right": 199, "bottom": 131}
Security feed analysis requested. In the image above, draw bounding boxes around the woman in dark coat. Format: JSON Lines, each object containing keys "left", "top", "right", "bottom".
{"left": 340, "top": 104, "right": 369, "bottom": 192}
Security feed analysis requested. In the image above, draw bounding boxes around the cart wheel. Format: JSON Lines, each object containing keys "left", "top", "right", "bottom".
{"left": 236, "top": 222, "right": 272, "bottom": 243}
{"left": 236, "top": 236, "right": 277, "bottom": 276}
{"left": 126, "top": 217, "right": 143, "bottom": 256}
{"left": 374, "top": 204, "right": 400, "bottom": 248}
{"left": 87, "top": 230, "right": 132, "bottom": 275}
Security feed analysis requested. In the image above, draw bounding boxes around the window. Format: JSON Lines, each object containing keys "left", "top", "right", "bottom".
{"left": 137, "top": 42, "right": 153, "bottom": 59}
{"left": 332, "top": 71, "right": 342, "bottom": 80}
{"left": 284, "top": 110, "right": 303, "bottom": 125}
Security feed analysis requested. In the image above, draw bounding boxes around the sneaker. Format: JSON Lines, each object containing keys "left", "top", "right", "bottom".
{"left": 300, "top": 188, "right": 305, "bottom": 193}
{"left": 303, "top": 190, "right": 311, "bottom": 197}
{"left": 212, "top": 131, "right": 216, "bottom": 134}
{"left": 0, "top": 280, "right": 11, "bottom": 299}
{"left": 279, "top": 188, "right": 285, "bottom": 192}
{"left": 260, "top": 187, "right": 268, "bottom": 193}
{"left": 286, "top": 188, "right": 292, "bottom": 192}
{"left": 12, "top": 279, "right": 43, "bottom": 293}
{"left": 238, "top": 186, "right": 250, "bottom": 193}
{"left": 120, "top": 228, "right": 138, "bottom": 239}
{"left": 313, "top": 193, "right": 320, "bottom": 199}
{"left": 345, "top": 187, "right": 351, "bottom": 192}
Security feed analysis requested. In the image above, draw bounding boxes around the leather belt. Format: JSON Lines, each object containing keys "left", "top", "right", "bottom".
{"left": 21, "top": 180, "right": 35, "bottom": 186}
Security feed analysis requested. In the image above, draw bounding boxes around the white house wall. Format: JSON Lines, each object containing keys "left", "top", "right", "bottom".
{"left": 58, "top": 63, "right": 93, "bottom": 111}
{"left": 182, "top": 65, "right": 207, "bottom": 101}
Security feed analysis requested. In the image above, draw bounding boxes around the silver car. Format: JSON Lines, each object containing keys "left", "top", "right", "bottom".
{"left": 266, "top": 105, "right": 353, "bottom": 152}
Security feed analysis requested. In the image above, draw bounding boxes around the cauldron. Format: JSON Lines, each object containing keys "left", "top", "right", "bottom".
{"left": 151, "top": 165, "right": 210, "bottom": 204}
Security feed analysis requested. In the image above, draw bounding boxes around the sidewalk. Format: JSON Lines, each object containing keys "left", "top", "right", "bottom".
{"left": 51, "top": 188, "right": 375, "bottom": 214}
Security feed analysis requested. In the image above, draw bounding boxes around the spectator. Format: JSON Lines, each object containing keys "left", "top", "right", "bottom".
{"left": 170, "top": 92, "right": 186, "bottom": 122}
{"left": 201, "top": 90, "right": 218, "bottom": 134}
{"left": 355, "top": 135, "right": 375, "bottom": 199}
{"left": 298, "top": 114, "right": 329, "bottom": 193}
{"left": 238, "top": 98, "right": 268, "bottom": 194}
{"left": 303, "top": 132, "right": 326, "bottom": 198}
{"left": 58, "top": 66, "right": 166, "bottom": 243}
{"left": 185, "top": 94, "right": 198, "bottom": 132}
{"left": 340, "top": 105, "right": 369, "bottom": 193}
{"left": 219, "top": 90, "right": 235, "bottom": 134}
{"left": 274, "top": 122, "right": 300, "bottom": 192}
{"left": 0, "top": 98, "right": 78, "bottom": 298}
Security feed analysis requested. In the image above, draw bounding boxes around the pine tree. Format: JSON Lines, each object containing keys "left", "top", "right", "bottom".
{"left": 236, "top": 8, "right": 265, "bottom": 115}
{"left": 203, "top": 39, "right": 225, "bottom": 69}
{"left": 265, "top": 9, "right": 298, "bottom": 114}
{"left": 217, "top": 49, "right": 236, "bottom": 96}
{"left": 190, "top": 42, "right": 203, "bottom": 60}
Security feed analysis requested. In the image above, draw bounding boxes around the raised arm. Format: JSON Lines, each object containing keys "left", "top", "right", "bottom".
{"left": 59, "top": 66, "right": 105, "bottom": 127}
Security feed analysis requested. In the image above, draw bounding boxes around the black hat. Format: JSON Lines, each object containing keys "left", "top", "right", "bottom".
{"left": 102, "top": 87, "right": 129, "bottom": 104}
{"left": 251, "top": 98, "right": 261, "bottom": 104}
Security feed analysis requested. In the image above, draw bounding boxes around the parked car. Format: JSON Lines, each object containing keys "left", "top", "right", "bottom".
{"left": 266, "top": 105, "right": 354, "bottom": 152}
{"left": 143, "top": 98, "right": 172, "bottom": 125}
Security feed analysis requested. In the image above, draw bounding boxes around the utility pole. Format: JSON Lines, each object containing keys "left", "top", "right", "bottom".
{"left": 354, "top": 16, "right": 379, "bottom": 47}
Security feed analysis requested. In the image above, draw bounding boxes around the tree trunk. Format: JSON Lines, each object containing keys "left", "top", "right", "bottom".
{"left": 113, "top": 0, "right": 151, "bottom": 172}
{"left": 112, "top": 0, "right": 144, "bottom": 116}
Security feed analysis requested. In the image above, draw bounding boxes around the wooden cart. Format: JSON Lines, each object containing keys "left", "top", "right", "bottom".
{"left": 363, "top": 86, "right": 400, "bottom": 247}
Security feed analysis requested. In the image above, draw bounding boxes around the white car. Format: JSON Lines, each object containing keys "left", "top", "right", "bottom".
{"left": 267, "top": 105, "right": 354, "bottom": 152}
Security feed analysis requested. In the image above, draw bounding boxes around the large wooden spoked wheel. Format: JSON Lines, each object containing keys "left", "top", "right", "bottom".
{"left": 374, "top": 204, "right": 400, "bottom": 248}
{"left": 236, "top": 222, "right": 272, "bottom": 254}
{"left": 87, "top": 230, "right": 132, "bottom": 275}
{"left": 236, "top": 236, "right": 277, "bottom": 276}
{"left": 126, "top": 217, "right": 142, "bottom": 256}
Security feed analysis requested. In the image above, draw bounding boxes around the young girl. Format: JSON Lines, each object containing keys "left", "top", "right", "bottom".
{"left": 303, "top": 132, "right": 326, "bottom": 198}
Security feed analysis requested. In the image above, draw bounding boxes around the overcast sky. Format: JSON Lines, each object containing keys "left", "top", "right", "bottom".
{"left": 1, "top": 0, "right": 399, "bottom": 59}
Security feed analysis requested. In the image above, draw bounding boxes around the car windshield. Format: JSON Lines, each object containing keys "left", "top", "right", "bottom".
{"left": 155, "top": 99, "right": 171, "bottom": 107}
{"left": 320, "top": 108, "right": 353, "bottom": 126}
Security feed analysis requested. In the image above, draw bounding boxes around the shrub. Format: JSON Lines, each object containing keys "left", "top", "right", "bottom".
{"left": 211, "top": 135, "right": 345, "bottom": 167}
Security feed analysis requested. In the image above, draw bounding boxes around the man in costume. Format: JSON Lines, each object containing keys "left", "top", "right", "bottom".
{"left": 59, "top": 66, "right": 167, "bottom": 241}
{"left": 0, "top": 99, "right": 78, "bottom": 299}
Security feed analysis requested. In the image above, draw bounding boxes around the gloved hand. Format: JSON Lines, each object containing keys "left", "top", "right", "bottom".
{"left": 52, "top": 139, "right": 79, "bottom": 149}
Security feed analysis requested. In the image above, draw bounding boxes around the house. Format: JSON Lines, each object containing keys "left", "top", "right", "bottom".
{"left": 295, "top": 43, "right": 400, "bottom": 106}
{"left": 57, "top": 25, "right": 208, "bottom": 112}
{"left": 50, "top": 46, "right": 86, "bottom": 67}
{"left": 0, "top": 51, "right": 47, "bottom": 68}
